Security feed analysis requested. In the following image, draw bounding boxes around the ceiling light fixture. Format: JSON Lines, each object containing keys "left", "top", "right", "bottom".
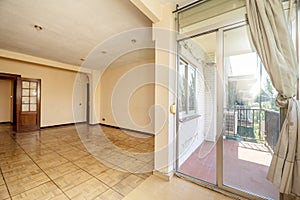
{"left": 34, "top": 24, "right": 43, "bottom": 31}
{"left": 131, "top": 39, "right": 137, "bottom": 44}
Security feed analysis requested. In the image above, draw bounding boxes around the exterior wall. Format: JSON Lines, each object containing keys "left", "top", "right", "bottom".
{"left": 203, "top": 64, "right": 217, "bottom": 142}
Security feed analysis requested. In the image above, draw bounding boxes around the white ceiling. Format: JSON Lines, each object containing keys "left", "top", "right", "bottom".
{"left": 0, "top": 0, "right": 153, "bottom": 67}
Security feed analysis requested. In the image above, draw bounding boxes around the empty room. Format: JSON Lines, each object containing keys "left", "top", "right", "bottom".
{"left": 0, "top": 0, "right": 299, "bottom": 200}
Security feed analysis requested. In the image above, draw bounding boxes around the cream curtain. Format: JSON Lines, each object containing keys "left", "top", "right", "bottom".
{"left": 246, "top": 0, "right": 300, "bottom": 197}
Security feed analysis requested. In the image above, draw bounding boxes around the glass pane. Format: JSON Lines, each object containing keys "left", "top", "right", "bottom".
{"left": 178, "top": 0, "right": 246, "bottom": 34}
{"left": 22, "top": 97, "right": 30, "bottom": 104}
{"left": 22, "top": 89, "right": 29, "bottom": 96}
{"left": 22, "top": 81, "right": 29, "bottom": 88}
{"left": 30, "top": 89, "right": 37, "bottom": 96}
{"left": 188, "top": 66, "right": 196, "bottom": 112}
{"left": 30, "top": 104, "right": 37, "bottom": 111}
{"left": 178, "top": 61, "right": 187, "bottom": 114}
{"left": 22, "top": 104, "right": 29, "bottom": 112}
{"left": 223, "top": 25, "right": 279, "bottom": 200}
{"left": 177, "top": 31, "right": 217, "bottom": 184}
{"left": 30, "top": 97, "right": 36, "bottom": 103}
{"left": 30, "top": 82, "right": 37, "bottom": 89}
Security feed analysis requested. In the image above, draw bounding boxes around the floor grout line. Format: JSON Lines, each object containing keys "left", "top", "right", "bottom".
{"left": 7, "top": 132, "right": 71, "bottom": 200}
{"left": 0, "top": 124, "right": 154, "bottom": 200}
{"left": 0, "top": 167, "right": 12, "bottom": 200}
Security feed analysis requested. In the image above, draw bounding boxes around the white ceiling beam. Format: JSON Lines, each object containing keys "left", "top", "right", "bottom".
{"left": 130, "top": 0, "right": 162, "bottom": 23}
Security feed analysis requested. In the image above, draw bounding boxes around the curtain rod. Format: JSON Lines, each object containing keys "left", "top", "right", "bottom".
{"left": 172, "top": 0, "right": 207, "bottom": 13}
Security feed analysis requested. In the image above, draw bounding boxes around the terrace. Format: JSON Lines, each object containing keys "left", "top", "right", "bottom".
{"left": 179, "top": 107, "right": 280, "bottom": 200}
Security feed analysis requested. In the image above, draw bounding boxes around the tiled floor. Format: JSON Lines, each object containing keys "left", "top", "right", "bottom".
{"left": 179, "top": 139, "right": 279, "bottom": 200}
{"left": 0, "top": 124, "right": 154, "bottom": 200}
{"left": 123, "top": 175, "right": 239, "bottom": 200}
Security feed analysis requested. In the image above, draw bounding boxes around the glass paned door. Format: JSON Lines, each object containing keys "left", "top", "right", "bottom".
{"left": 21, "top": 81, "right": 37, "bottom": 112}
{"left": 222, "top": 25, "right": 279, "bottom": 200}
{"left": 177, "top": 31, "right": 217, "bottom": 184}
{"left": 16, "top": 77, "right": 41, "bottom": 132}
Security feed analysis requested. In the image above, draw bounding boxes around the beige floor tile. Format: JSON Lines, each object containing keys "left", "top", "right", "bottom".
{"left": 65, "top": 177, "right": 108, "bottom": 200}
{"left": 112, "top": 175, "right": 144, "bottom": 196}
{"left": 72, "top": 155, "right": 98, "bottom": 168}
{"left": 3, "top": 167, "right": 43, "bottom": 183}
{"left": 59, "top": 149, "right": 90, "bottom": 161}
{"left": 6, "top": 172, "right": 50, "bottom": 196}
{"left": 0, "top": 154, "right": 32, "bottom": 167}
{"left": 0, "top": 124, "right": 160, "bottom": 200}
{"left": 0, "top": 184, "right": 10, "bottom": 199}
{"left": 0, "top": 174, "right": 5, "bottom": 185}
{"left": 53, "top": 169, "right": 93, "bottom": 191}
{"left": 34, "top": 153, "right": 68, "bottom": 169}
{"left": 104, "top": 152, "right": 131, "bottom": 166}
{"left": 135, "top": 172, "right": 152, "bottom": 180}
{"left": 95, "top": 189, "right": 123, "bottom": 200}
{"left": 2, "top": 161, "right": 40, "bottom": 177}
{"left": 0, "top": 148, "right": 26, "bottom": 160}
{"left": 11, "top": 181, "right": 67, "bottom": 200}
{"left": 81, "top": 162, "right": 109, "bottom": 177}
{"left": 43, "top": 162, "right": 80, "bottom": 180}
{"left": 118, "top": 158, "right": 148, "bottom": 173}
{"left": 49, "top": 194, "right": 69, "bottom": 200}
{"left": 123, "top": 175, "right": 235, "bottom": 200}
{"left": 26, "top": 148, "right": 54, "bottom": 158}
{"left": 96, "top": 169, "right": 130, "bottom": 187}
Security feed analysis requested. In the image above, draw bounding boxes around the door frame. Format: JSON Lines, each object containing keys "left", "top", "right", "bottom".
{"left": 15, "top": 77, "right": 41, "bottom": 132}
{"left": 0, "top": 73, "right": 20, "bottom": 128}
{"left": 175, "top": 19, "right": 273, "bottom": 199}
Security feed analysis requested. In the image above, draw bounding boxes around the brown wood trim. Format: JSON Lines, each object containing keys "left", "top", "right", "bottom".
{"left": 0, "top": 72, "right": 21, "bottom": 80}
{"left": 99, "top": 123, "right": 155, "bottom": 136}
{"left": 15, "top": 77, "right": 41, "bottom": 132}
{"left": 40, "top": 122, "right": 86, "bottom": 129}
{"left": 0, "top": 121, "right": 12, "bottom": 124}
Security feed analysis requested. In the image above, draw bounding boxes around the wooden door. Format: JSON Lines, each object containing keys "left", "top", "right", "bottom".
{"left": 15, "top": 77, "right": 41, "bottom": 132}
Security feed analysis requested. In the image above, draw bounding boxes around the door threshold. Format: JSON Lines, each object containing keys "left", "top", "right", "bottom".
{"left": 175, "top": 172, "right": 266, "bottom": 200}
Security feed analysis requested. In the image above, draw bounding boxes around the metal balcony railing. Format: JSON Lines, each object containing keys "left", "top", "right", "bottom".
{"left": 224, "top": 107, "right": 279, "bottom": 150}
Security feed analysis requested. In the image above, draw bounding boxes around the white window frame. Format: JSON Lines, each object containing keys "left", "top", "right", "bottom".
{"left": 178, "top": 58, "right": 197, "bottom": 120}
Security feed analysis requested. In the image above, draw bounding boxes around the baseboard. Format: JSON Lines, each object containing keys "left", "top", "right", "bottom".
{"left": 99, "top": 123, "right": 155, "bottom": 136}
{"left": 0, "top": 121, "right": 12, "bottom": 124}
{"left": 153, "top": 170, "right": 174, "bottom": 181}
{"left": 41, "top": 121, "right": 87, "bottom": 129}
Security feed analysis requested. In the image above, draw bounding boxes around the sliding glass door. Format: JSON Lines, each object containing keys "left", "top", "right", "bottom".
{"left": 176, "top": 22, "right": 280, "bottom": 200}
{"left": 222, "top": 25, "right": 279, "bottom": 200}
{"left": 177, "top": 31, "right": 217, "bottom": 185}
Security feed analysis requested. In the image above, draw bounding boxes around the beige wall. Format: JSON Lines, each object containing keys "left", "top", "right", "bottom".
{"left": 0, "top": 79, "right": 12, "bottom": 122}
{"left": 0, "top": 57, "right": 88, "bottom": 127}
{"left": 100, "top": 62, "right": 155, "bottom": 134}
